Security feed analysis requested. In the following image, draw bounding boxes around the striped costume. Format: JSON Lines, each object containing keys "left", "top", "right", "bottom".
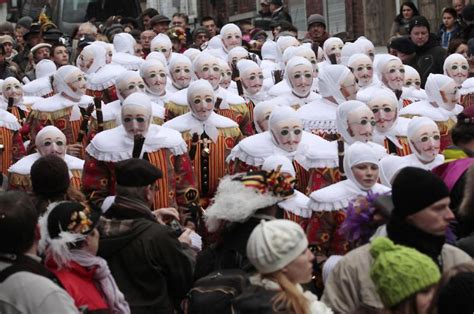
{"left": 0, "top": 110, "right": 25, "bottom": 176}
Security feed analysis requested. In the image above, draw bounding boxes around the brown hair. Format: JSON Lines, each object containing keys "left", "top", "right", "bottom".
{"left": 263, "top": 271, "right": 309, "bottom": 314}
{"left": 458, "top": 164, "right": 474, "bottom": 220}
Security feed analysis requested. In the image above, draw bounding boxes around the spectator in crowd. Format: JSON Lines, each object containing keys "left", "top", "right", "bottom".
{"left": 150, "top": 15, "right": 171, "bottom": 35}
{"left": 232, "top": 220, "right": 332, "bottom": 313}
{"left": 13, "top": 22, "right": 42, "bottom": 73}
{"left": 369, "top": 237, "right": 441, "bottom": 314}
{"left": 167, "top": 27, "right": 187, "bottom": 53}
{"left": 172, "top": 12, "right": 193, "bottom": 46}
{"left": 0, "top": 35, "right": 16, "bottom": 63}
{"left": 389, "top": 36, "right": 417, "bottom": 64}
{"left": 447, "top": 38, "right": 468, "bottom": 57}
{"left": 408, "top": 16, "right": 446, "bottom": 87}
{"left": 439, "top": 7, "right": 462, "bottom": 49}
{"left": 258, "top": 0, "right": 272, "bottom": 18}
{"left": 322, "top": 167, "right": 471, "bottom": 313}
{"left": 390, "top": 1, "right": 420, "bottom": 37}
{"left": 454, "top": 0, "right": 467, "bottom": 23}
{"left": 140, "top": 8, "right": 159, "bottom": 30}
{"left": 98, "top": 158, "right": 194, "bottom": 313}
{"left": 306, "top": 14, "right": 329, "bottom": 48}
{"left": 76, "top": 22, "right": 98, "bottom": 40}
{"left": 50, "top": 42, "right": 70, "bottom": 68}
{"left": 22, "top": 43, "right": 52, "bottom": 83}
{"left": 40, "top": 201, "right": 130, "bottom": 313}
{"left": 140, "top": 29, "right": 156, "bottom": 56}
{"left": 201, "top": 16, "right": 218, "bottom": 37}
{"left": 0, "top": 45, "right": 18, "bottom": 79}
{"left": 459, "top": 4, "right": 474, "bottom": 41}
{"left": 0, "top": 191, "right": 78, "bottom": 313}
{"left": 0, "top": 22, "right": 14, "bottom": 38}
{"left": 191, "top": 27, "right": 210, "bottom": 49}
{"left": 269, "top": 0, "right": 292, "bottom": 25}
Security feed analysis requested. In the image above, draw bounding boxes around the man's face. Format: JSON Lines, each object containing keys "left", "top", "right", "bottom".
{"left": 190, "top": 90, "right": 214, "bottom": 121}
{"left": 172, "top": 16, "right": 187, "bottom": 28}
{"left": 140, "top": 30, "right": 156, "bottom": 50}
{"left": 171, "top": 62, "right": 192, "bottom": 89}
{"left": 367, "top": 97, "right": 397, "bottom": 132}
{"left": 122, "top": 106, "right": 151, "bottom": 137}
{"left": 406, "top": 197, "right": 454, "bottom": 236}
{"left": 453, "top": 0, "right": 465, "bottom": 15}
{"left": 347, "top": 106, "right": 375, "bottom": 142}
{"left": 241, "top": 68, "right": 264, "bottom": 95}
{"left": 410, "top": 26, "right": 430, "bottom": 47}
{"left": 308, "top": 23, "right": 326, "bottom": 40}
{"left": 53, "top": 46, "right": 69, "bottom": 66}
{"left": 382, "top": 59, "right": 405, "bottom": 91}
{"left": 2, "top": 42, "right": 13, "bottom": 56}
{"left": 117, "top": 76, "right": 146, "bottom": 99}
{"left": 195, "top": 32, "right": 209, "bottom": 46}
{"left": 411, "top": 124, "right": 441, "bottom": 162}
{"left": 271, "top": 118, "right": 303, "bottom": 152}
{"left": 34, "top": 47, "right": 50, "bottom": 62}
{"left": 202, "top": 20, "right": 217, "bottom": 37}
{"left": 153, "top": 22, "right": 169, "bottom": 35}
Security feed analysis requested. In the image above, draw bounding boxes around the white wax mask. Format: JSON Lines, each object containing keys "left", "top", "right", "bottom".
{"left": 105, "top": 46, "right": 113, "bottom": 64}
{"left": 411, "top": 124, "right": 441, "bottom": 162}
{"left": 196, "top": 59, "right": 222, "bottom": 89}
{"left": 228, "top": 50, "right": 249, "bottom": 66}
{"left": 117, "top": 77, "right": 146, "bottom": 99}
{"left": 241, "top": 69, "right": 263, "bottom": 95}
{"left": 365, "top": 47, "right": 375, "bottom": 61}
{"left": 190, "top": 89, "right": 214, "bottom": 121}
{"left": 220, "top": 63, "right": 232, "bottom": 89}
{"left": 351, "top": 57, "right": 373, "bottom": 87}
{"left": 288, "top": 64, "right": 313, "bottom": 97}
{"left": 222, "top": 31, "right": 242, "bottom": 51}
{"left": 346, "top": 106, "right": 375, "bottom": 142}
{"left": 65, "top": 70, "right": 87, "bottom": 98}
{"left": 325, "top": 42, "right": 343, "bottom": 64}
{"left": 256, "top": 108, "right": 273, "bottom": 132}
{"left": 439, "top": 80, "right": 460, "bottom": 110}
{"left": 77, "top": 49, "right": 94, "bottom": 73}
{"left": 2, "top": 79, "right": 23, "bottom": 105}
{"left": 297, "top": 50, "right": 318, "bottom": 77}
{"left": 143, "top": 63, "right": 167, "bottom": 95}
{"left": 446, "top": 59, "right": 469, "bottom": 86}
{"left": 404, "top": 72, "right": 421, "bottom": 90}
{"left": 122, "top": 106, "right": 151, "bottom": 137}
{"left": 170, "top": 62, "right": 192, "bottom": 89}
{"left": 271, "top": 118, "right": 303, "bottom": 152}
{"left": 367, "top": 97, "right": 397, "bottom": 132}
{"left": 339, "top": 72, "right": 359, "bottom": 100}
{"left": 382, "top": 59, "right": 405, "bottom": 91}
{"left": 152, "top": 44, "right": 171, "bottom": 60}
{"left": 36, "top": 131, "right": 67, "bottom": 158}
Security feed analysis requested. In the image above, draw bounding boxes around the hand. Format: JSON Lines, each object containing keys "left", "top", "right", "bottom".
{"left": 153, "top": 207, "right": 180, "bottom": 225}
{"left": 67, "top": 143, "right": 83, "bottom": 157}
{"left": 178, "top": 228, "right": 193, "bottom": 246}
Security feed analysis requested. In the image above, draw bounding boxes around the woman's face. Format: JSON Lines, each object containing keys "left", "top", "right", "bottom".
{"left": 351, "top": 58, "right": 373, "bottom": 87}
{"left": 144, "top": 63, "right": 167, "bottom": 95}
{"left": 288, "top": 64, "right": 313, "bottom": 97}
{"left": 220, "top": 63, "right": 232, "bottom": 89}
{"left": 190, "top": 90, "right": 214, "bottom": 121}
{"left": 439, "top": 80, "right": 460, "bottom": 110}
{"left": 446, "top": 58, "right": 469, "bottom": 86}
{"left": 222, "top": 30, "right": 242, "bottom": 50}
{"left": 411, "top": 124, "right": 441, "bottom": 162}
{"left": 367, "top": 97, "right": 397, "bottom": 131}
{"left": 283, "top": 248, "right": 315, "bottom": 284}
{"left": 351, "top": 162, "right": 379, "bottom": 189}
{"left": 402, "top": 5, "right": 414, "bottom": 19}
{"left": 241, "top": 69, "right": 264, "bottom": 95}
{"left": 347, "top": 106, "right": 375, "bottom": 142}
{"left": 122, "top": 105, "right": 151, "bottom": 137}
{"left": 382, "top": 59, "right": 405, "bottom": 91}
{"left": 340, "top": 72, "right": 359, "bottom": 100}
{"left": 171, "top": 62, "right": 192, "bottom": 89}
{"left": 271, "top": 118, "right": 303, "bottom": 152}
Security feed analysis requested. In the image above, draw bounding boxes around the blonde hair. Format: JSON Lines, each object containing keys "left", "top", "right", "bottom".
{"left": 263, "top": 271, "right": 309, "bottom": 314}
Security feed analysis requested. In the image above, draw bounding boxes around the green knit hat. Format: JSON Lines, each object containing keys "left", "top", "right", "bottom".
{"left": 369, "top": 237, "right": 441, "bottom": 308}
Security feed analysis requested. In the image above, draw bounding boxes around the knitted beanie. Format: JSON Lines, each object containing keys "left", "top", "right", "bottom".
{"left": 246, "top": 219, "right": 308, "bottom": 274}
{"left": 437, "top": 271, "right": 474, "bottom": 314}
{"left": 30, "top": 155, "right": 70, "bottom": 199}
{"left": 370, "top": 237, "right": 441, "bottom": 308}
{"left": 391, "top": 167, "right": 449, "bottom": 218}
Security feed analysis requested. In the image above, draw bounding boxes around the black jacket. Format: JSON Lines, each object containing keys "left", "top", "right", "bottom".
{"left": 271, "top": 7, "right": 292, "bottom": 25}
{"left": 98, "top": 196, "right": 194, "bottom": 314}
{"left": 409, "top": 34, "right": 446, "bottom": 88}
{"left": 232, "top": 285, "right": 291, "bottom": 313}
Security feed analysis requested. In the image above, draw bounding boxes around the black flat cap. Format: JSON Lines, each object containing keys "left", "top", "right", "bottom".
{"left": 115, "top": 158, "right": 163, "bottom": 187}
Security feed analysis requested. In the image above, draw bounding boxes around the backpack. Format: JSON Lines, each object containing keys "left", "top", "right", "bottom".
{"left": 185, "top": 269, "right": 250, "bottom": 314}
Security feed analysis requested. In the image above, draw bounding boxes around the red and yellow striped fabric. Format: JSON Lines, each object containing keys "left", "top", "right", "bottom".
{"left": 383, "top": 136, "right": 412, "bottom": 156}
{"left": 0, "top": 128, "right": 13, "bottom": 176}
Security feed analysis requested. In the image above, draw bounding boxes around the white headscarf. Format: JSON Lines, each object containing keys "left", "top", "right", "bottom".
{"left": 35, "top": 59, "right": 56, "bottom": 78}
{"left": 35, "top": 125, "right": 65, "bottom": 149}
{"left": 262, "top": 155, "right": 296, "bottom": 177}
{"left": 284, "top": 56, "right": 313, "bottom": 93}
{"left": 139, "top": 59, "right": 167, "bottom": 95}
{"left": 268, "top": 105, "right": 301, "bottom": 149}
{"left": 407, "top": 116, "right": 439, "bottom": 162}
{"left": 374, "top": 54, "right": 401, "bottom": 82}
{"left": 318, "top": 64, "right": 351, "bottom": 104}
{"left": 80, "top": 44, "right": 107, "bottom": 74}
{"left": 425, "top": 73, "right": 456, "bottom": 110}
{"left": 53, "top": 65, "right": 85, "bottom": 100}
{"left": 322, "top": 37, "right": 344, "bottom": 62}
{"left": 261, "top": 40, "right": 279, "bottom": 61}
{"left": 341, "top": 42, "right": 360, "bottom": 66}
{"left": 227, "top": 46, "right": 249, "bottom": 64}
{"left": 348, "top": 53, "right": 372, "bottom": 70}
{"left": 354, "top": 36, "right": 375, "bottom": 57}
{"left": 113, "top": 33, "right": 136, "bottom": 54}
{"left": 253, "top": 100, "right": 281, "bottom": 133}
{"left": 150, "top": 33, "right": 172, "bottom": 58}
{"left": 220, "top": 23, "right": 242, "bottom": 52}
{"left": 237, "top": 59, "right": 260, "bottom": 77}
{"left": 443, "top": 53, "right": 468, "bottom": 75}
{"left": 343, "top": 141, "right": 379, "bottom": 190}
{"left": 116, "top": 70, "right": 143, "bottom": 101}
{"left": 336, "top": 100, "right": 369, "bottom": 144}
{"left": 379, "top": 155, "right": 408, "bottom": 187}
{"left": 121, "top": 92, "right": 153, "bottom": 127}
{"left": 183, "top": 48, "right": 202, "bottom": 62}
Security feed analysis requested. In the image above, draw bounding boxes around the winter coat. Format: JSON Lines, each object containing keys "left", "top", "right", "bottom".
{"left": 271, "top": 7, "right": 292, "bottom": 25}
{"left": 408, "top": 34, "right": 446, "bottom": 88}
{"left": 321, "top": 241, "right": 471, "bottom": 314}
{"left": 98, "top": 196, "right": 194, "bottom": 314}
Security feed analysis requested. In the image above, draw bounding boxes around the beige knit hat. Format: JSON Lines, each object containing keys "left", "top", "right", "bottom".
{"left": 246, "top": 219, "right": 308, "bottom": 274}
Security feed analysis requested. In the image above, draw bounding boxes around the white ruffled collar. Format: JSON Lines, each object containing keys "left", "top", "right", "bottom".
{"left": 402, "top": 153, "right": 445, "bottom": 171}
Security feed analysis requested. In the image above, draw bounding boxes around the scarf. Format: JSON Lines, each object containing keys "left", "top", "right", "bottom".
{"left": 69, "top": 250, "right": 130, "bottom": 314}
{"left": 386, "top": 215, "right": 445, "bottom": 268}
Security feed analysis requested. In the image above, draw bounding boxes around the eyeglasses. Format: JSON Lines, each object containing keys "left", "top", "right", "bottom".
{"left": 405, "top": 81, "right": 421, "bottom": 86}
{"left": 124, "top": 117, "right": 147, "bottom": 123}
{"left": 451, "top": 65, "right": 469, "bottom": 71}
{"left": 415, "top": 134, "right": 441, "bottom": 143}
{"left": 371, "top": 107, "right": 394, "bottom": 114}
{"left": 43, "top": 140, "right": 65, "bottom": 147}
{"left": 349, "top": 119, "right": 376, "bottom": 126}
